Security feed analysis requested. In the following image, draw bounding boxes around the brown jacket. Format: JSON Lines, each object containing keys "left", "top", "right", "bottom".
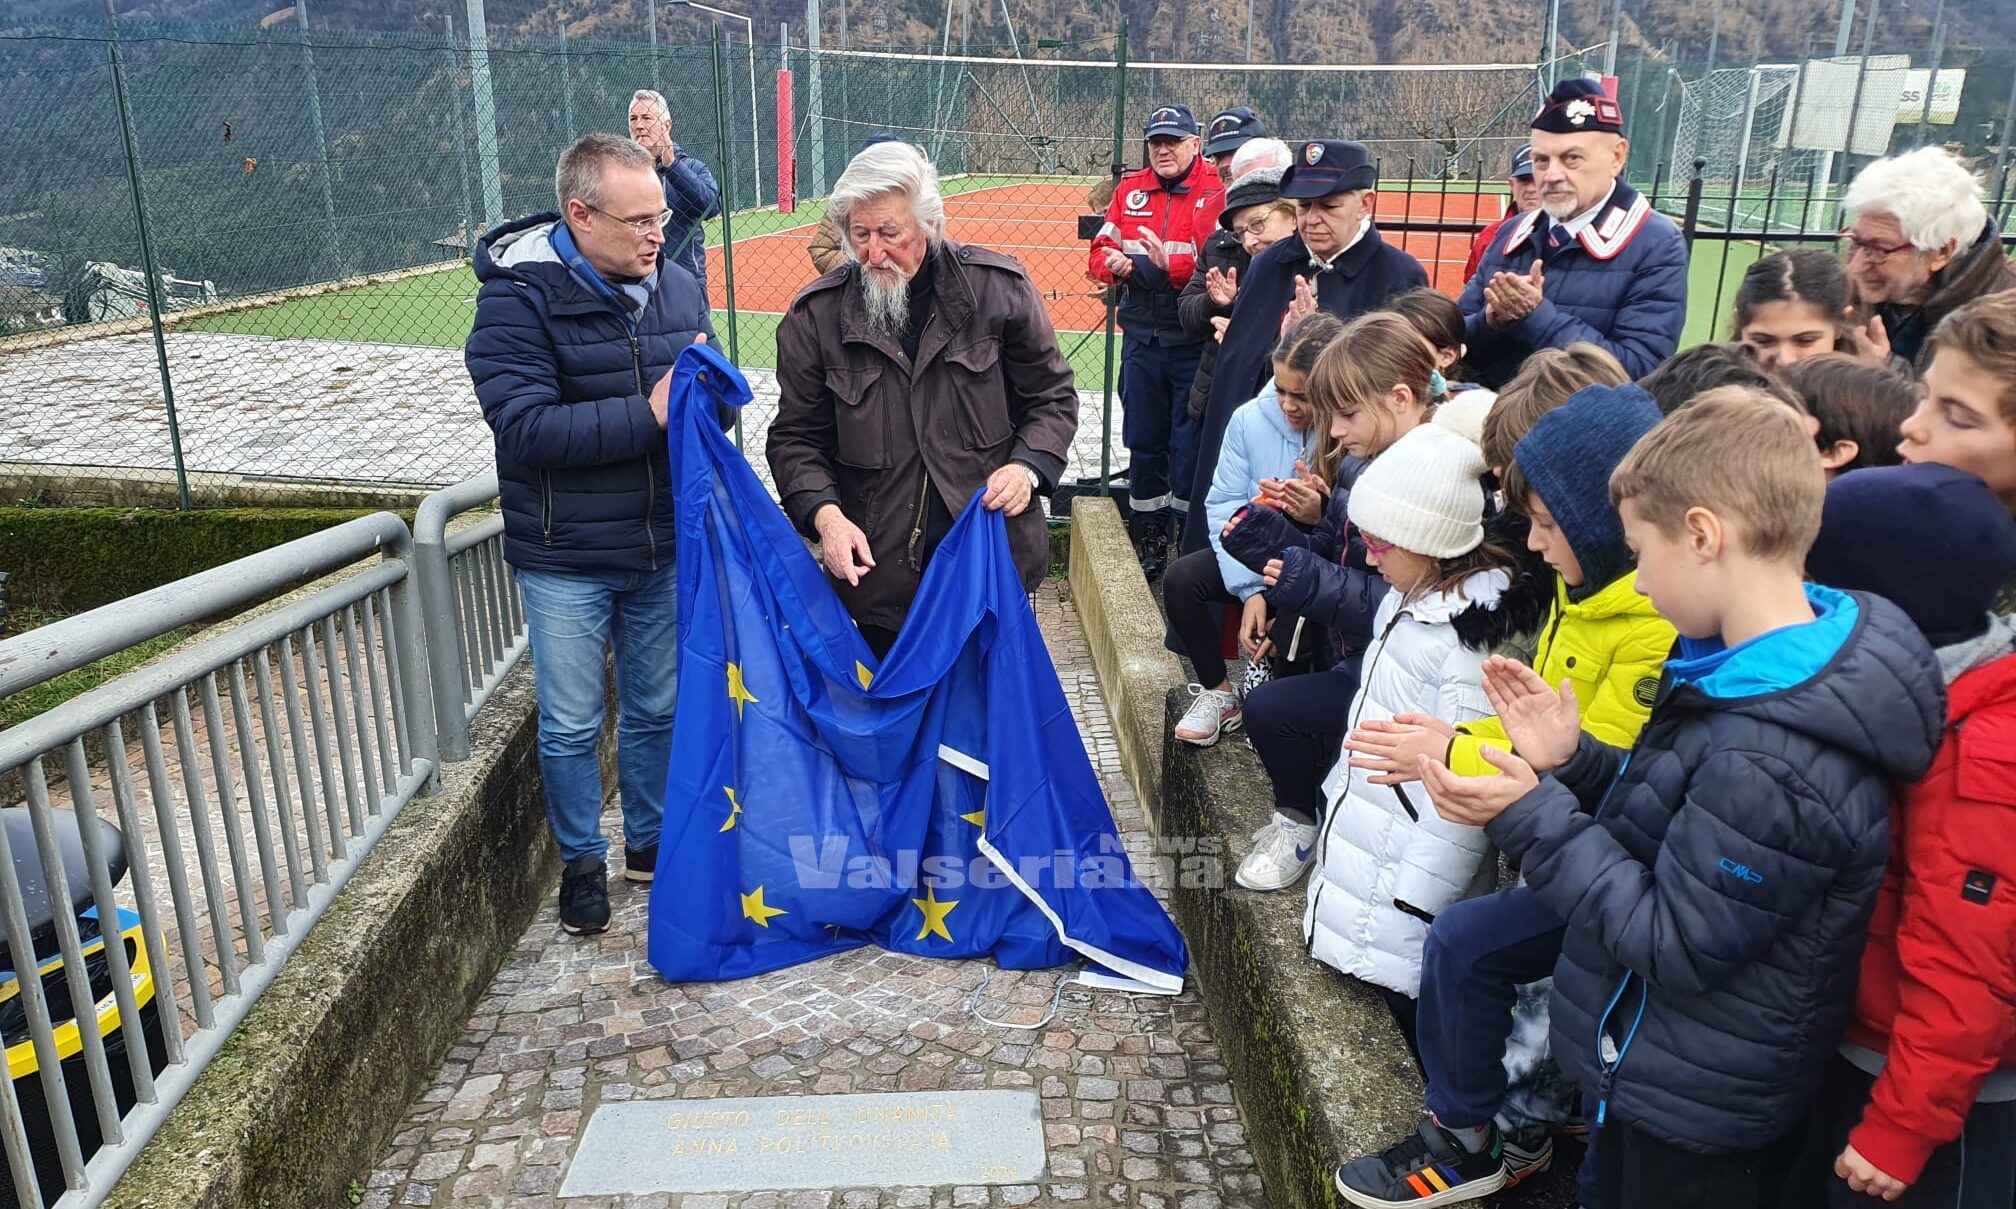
{"left": 767, "top": 241, "right": 1080, "bottom": 631}
{"left": 808, "top": 215, "right": 848, "bottom": 276}
{"left": 1877, "top": 219, "right": 2016, "bottom": 369}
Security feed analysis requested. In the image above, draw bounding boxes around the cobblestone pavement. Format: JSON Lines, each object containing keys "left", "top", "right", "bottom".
{"left": 360, "top": 585, "right": 1263, "bottom": 1209}
{"left": 0, "top": 332, "right": 1126, "bottom": 494}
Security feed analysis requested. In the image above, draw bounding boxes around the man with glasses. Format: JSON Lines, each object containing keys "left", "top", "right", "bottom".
{"left": 627, "top": 89, "right": 722, "bottom": 297}
{"left": 1458, "top": 77, "right": 1687, "bottom": 386}
{"left": 466, "top": 132, "right": 715, "bottom": 937}
{"left": 1840, "top": 145, "right": 2016, "bottom": 371}
{"left": 1183, "top": 137, "right": 1428, "bottom": 558}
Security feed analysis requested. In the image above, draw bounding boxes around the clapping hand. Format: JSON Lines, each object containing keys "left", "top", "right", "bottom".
{"left": 1206, "top": 265, "right": 1239, "bottom": 307}
{"left": 1479, "top": 654, "right": 1581, "bottom": 772}
{"left": 1484, "top": 261, "right": 1545, "bottom": 329}
{"left": 1420, "top": 744, "right": 1539, "bottom": 825}
{"left": 1278, "top": 274, "right": 1319, "bottom": 339}
{"left": 1139, "top": 229, "right": 1171, "bottom": 271}
{"left": 1102, "top": 248, "right": 1134, "bottom": 279}
{"left": 1346, "top": 713, "right": 1458, "bottom": 786}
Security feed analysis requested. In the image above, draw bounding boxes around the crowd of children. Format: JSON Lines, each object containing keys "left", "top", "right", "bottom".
{"left": 1161, "top": 224, "right": 2016, "bottom": 1206}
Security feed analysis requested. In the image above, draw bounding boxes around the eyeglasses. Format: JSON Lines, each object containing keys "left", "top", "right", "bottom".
{"left": 588, "top": 204, "right": 674, "bottom": 237}
{"left": 1838, "top": 228, "right": 1916, "bottom": 264}
{"left": 1360, "top": 534, "right": 1395, "bottom": 557}
{"left": 1232, "top": 215, "right": 1278, "bottom": 241}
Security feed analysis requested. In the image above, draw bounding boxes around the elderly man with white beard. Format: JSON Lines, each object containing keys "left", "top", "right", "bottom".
{"left": 766, "top": 141, "right": 1080, "bottom": 657}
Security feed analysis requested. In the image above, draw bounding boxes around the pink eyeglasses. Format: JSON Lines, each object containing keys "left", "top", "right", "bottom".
{"left": 1360, "top": 534, "right": 1395, "bottom": 556}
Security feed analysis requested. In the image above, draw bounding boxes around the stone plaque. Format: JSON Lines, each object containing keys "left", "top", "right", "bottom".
{"left": 560, "top": 1089, "right": 1046, "bottom": 1196}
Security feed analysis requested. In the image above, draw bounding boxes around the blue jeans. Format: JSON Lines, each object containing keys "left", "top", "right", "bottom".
{"left": 515, "top": 564, "right": 678, "bottom": 862}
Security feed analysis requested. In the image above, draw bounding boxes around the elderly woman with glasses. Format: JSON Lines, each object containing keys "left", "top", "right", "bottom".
{"left": 1177, "top": 135, "right": 1293, "bottom": 427}
{"left": 1840, "top": 145, "right": 2016, "bottom": 371}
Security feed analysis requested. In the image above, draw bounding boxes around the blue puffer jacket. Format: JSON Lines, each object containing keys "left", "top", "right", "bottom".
{"left": 467, "top": 212, "right": 715, "bottom": 575}
{"left": 1204, "top": 383, "right": 1315, "bottom": 601}
{"left": 658, "top": 148, "right": 722, "bottom": 294}
{"left": 1486, "top": 587, "right": 1944, "bottom": 1155}
{"left": 1458, "top": 180, "right": 1687, "bottom": 387}
{"left": 1220, "top": 459, "right": 1380, "bottom": 667}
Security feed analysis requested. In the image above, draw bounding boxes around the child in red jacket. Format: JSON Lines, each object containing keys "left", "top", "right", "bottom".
{"left": 1797, "top": 462, "right": 2016, "bottom": 1207}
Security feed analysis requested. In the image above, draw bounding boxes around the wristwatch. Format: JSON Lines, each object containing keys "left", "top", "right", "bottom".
{"left": 1019, "top": 463, "right": 1041, "bottom": 492}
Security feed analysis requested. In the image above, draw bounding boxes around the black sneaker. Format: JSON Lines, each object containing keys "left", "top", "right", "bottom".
{"left": 558, "top": 855, "right": 610, "bottom": 935}
{"left": 623, "top": 844, "right": 657, "bottom": 883}
{"left": 1334, "top": 1120, "right": 1507, "bottom": 1208}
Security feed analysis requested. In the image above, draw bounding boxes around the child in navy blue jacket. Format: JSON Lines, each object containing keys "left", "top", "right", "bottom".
{"left": 1414, "top": 389, "right": 1944, "bottom": 1209}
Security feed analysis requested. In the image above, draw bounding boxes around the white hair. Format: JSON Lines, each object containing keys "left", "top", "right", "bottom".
{"left": 828, "top": 141, "right": 946, "bottom": 249}
{"left": 630, "top": 89, "right": 670, "bottom": 120}
{"left": 1229, "top": 137, "right": 1292, "bottom": 182}
{"left": 1843, "top": 146, "right": 1988, "bottom": 253}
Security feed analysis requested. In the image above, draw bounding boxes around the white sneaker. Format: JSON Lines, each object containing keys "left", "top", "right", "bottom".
{"left": 1174, "top": 684, "right": 1242, "bottom": 746}
{"left": 1235, "top": 812, "right": 1319, "bottom": 891}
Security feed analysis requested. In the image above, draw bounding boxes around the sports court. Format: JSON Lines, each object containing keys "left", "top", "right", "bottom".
{"left": 707, "top": 179, "right": 1506, "bottom": 336}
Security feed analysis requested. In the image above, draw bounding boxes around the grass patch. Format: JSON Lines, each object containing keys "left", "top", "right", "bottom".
{"left": 0, "top": 607, "right": 196, "bottom": 732}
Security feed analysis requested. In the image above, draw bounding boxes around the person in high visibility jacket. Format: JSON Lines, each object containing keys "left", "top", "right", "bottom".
{"left": 1089, "top": 102, "right": 1225, "bottom": 573}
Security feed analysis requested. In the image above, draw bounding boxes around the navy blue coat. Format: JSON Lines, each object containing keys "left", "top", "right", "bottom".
{"left": 1485, "top": 588, "right": 1944, "bottom": 1154}
{"left": 658, "top": 147, "right": 722, "bottom": 294}
{"left": 1220, "top": 460, "right": 1380, "bottom": 667}
{"left": 1458, "top": 180, "right": 1687, "bottom": 387}
{"left": 1184, "top": 229, "right": 1428, "bottom": 555}
{"left": 466, "top": 213, "right": 715, "bottom": 576}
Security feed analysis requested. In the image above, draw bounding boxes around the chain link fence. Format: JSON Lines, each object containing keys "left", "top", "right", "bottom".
{"left": 3, "top": 19, "right": 2013, "bottom": 509}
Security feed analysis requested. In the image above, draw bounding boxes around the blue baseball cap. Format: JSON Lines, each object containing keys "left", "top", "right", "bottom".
{"left": 1203, "top": 107, "right": 1268, "bottom": 158}
{"left": 1510, "top": 144, "right": 1534, "bottom": 179}
{"left": 1279, "top": 139, "right": 1377, "bottom": 199}
{"left": 1143, "top": 104, "right": 1200, "bottom": 140}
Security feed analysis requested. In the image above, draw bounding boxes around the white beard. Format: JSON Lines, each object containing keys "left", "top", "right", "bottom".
{"left": 861, "top": 266, "right": 911, "bottom": 337}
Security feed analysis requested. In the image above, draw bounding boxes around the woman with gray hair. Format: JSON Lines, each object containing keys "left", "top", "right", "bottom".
{"left": 766, "top": 141, "right": 1080, "bottom": 654}
{"left": 1841, "top": 145, "right": 2016, "bottom": 370}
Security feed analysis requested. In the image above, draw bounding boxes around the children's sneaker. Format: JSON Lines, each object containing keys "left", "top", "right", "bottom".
{"left": 1334, "top": 1120, "right": 1508, "bottom": 1208}
{"left": 1234, "top": 812, "right": 1319, "bottom": 892}
{"left": 1500, "top": 1129, "right": 1553, "bottom": 1189}
{"left": 1175, "top": 685, "right": 1242, "bottom": 746}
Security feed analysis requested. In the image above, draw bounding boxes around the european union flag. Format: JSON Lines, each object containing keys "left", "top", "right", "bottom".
{"left": 647, "top": 344, "right": 1187, "bottom": 994}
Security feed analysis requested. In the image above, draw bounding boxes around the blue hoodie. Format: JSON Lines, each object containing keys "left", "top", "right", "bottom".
{"left": 1484, "top": 585, "right": 1943, "bottom": 1154}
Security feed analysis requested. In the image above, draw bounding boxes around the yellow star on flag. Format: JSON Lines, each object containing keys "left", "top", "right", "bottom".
{"left": 960, "top": 809, "right": 986, "bottom": 828}
{"left": 726, "top": 662, "right": 759, "bottom": 721}
{"left": 741, "top": 885, "right": 787, "bottom": 928}
{"left": 855, "top": 660, "right": 874, "bottom": 688}
{"left": 719, "top": 786, "right": 743, "bottom": 832}
{"left": 911, "top": 885, "right": 959, "bottom": 943}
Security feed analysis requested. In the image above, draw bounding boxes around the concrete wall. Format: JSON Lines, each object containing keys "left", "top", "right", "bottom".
{"left": 104, "top": 666, "right": 569, "bottom": 1209}
{"left": 1065, "top": 497, "right": 1183, "bottom": 829}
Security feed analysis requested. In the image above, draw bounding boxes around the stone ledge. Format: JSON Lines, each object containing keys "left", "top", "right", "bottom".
{"left": 104, "top": 664, "right": 571, "bottom": 1209}
{"left": 1157, "top": 689, "right": 1578, "bottom": 1209}
{"left": 1065, "top": 496, "right": 1184, "bottom": 830}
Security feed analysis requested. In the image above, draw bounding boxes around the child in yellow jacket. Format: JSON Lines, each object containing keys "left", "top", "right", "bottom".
{"left": 1332, "top": 382, "right": 1675, "bottom": 1208}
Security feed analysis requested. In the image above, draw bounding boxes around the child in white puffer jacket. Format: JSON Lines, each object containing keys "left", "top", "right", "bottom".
{"left": 1299, "top": 418, "right": 1523, "bottom": 1061}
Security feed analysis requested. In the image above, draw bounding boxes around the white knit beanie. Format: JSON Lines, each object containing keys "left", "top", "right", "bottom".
{"left": 1347, "top": 423, "right": 1487, "bottom": 558}
{"left": 1430, "top": 389, "right": 1497, "bottom": 447}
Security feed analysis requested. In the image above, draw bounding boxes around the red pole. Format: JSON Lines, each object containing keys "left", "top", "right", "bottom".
{"left": 776, "top": 69, "right": 796, "bottom": 213}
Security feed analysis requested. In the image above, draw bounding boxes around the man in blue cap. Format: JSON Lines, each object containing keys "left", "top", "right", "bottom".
{"left": 1463, "top": 144, "right": 1539, "bottom": 283}
{"left": 1459, "top": 77, "right": 1687, "bottom": 386}
{"left": 1203, "top": 106, "right": 1269, "bottom": 176}
{"left": 1089, "top": 102, "right": 1225, "bottom": 574}
{"left": 1183, "top": 137, "right": 1429, "bottom": 558}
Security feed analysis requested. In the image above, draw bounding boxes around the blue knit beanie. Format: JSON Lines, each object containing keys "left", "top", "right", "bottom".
{"left": 1805, "top": 463, "right": 2016, "bottom": 647}
{"left": 1513, "top": 383, "right": 1664, "bottom": 598}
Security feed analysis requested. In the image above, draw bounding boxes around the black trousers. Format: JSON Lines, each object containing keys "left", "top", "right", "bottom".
{"left": 1780, "top": 1055, "right": 2016, "bottom": 1209}
{"left": 1243, "top": 667, "right": 1356, "bottom": 825}
{"left": 1162, "top": 549, "right": 1242, "bottom": 682}
{"left": 1596, "top": 1115, "right": 1798, "bottom": 1209}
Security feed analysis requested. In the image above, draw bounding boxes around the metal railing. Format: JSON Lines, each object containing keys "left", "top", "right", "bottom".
{"left": 413, "top": 472, "right": 528, "bottom": 763}
{"left": 0, "top": 512, "right": 439, "bottom": 1207}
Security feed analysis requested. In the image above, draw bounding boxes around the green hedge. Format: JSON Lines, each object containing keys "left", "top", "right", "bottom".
{"left": 0, "top": 506, "right": 401, "bottom": 616}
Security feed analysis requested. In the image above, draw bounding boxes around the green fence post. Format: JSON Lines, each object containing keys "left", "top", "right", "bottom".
{"left": 448, "top": 17, "right": 478, "bottom": 251}
{"left": 1097, "top": 22, "right": 1127, "bottom": 498}
{"left": 295, "top": 0, "right": 341, "bottom": 281}
{"left": 712, "top": 26, "right": 744, "bottom": 447}
{"left": 102, "top": 0, "right": 189, "bottom": 510}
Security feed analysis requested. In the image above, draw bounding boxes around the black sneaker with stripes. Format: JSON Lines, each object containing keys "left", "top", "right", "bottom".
{"left": 1334, "top": 1120, "right": 1509, "bottom": 1208}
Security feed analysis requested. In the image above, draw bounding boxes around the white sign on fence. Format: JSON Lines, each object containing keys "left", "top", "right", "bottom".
{"left": 1894, "top": 68, "right": 1966, "bottom": 125}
